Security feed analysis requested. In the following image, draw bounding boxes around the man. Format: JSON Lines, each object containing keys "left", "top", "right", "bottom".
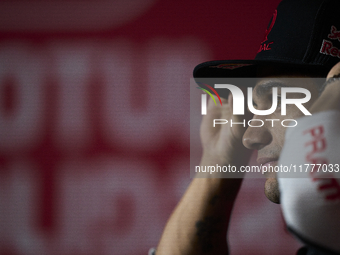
{"left": 154, "top": 0, "right": 340, "bottom": 254}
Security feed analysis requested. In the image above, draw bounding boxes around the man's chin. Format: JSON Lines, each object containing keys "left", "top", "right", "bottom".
{"left": 264, "top": 178, "right": 280, "bottom": 204}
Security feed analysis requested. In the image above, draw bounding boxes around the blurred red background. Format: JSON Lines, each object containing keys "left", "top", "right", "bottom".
{"left": 0, "top": 0, "right": 303, "bottom": 254}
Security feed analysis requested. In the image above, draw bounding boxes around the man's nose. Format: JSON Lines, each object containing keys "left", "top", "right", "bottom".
{"left": 242, "top": 116, "right": 272, "bottom": 150}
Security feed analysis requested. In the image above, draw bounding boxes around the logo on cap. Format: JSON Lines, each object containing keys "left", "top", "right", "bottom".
{"left": 320, "top": 25, "right": 340, "bottom": 59}
{"left": 258, "top": 9, "right": 277, "bottom": 53}
{"left": 328, "top": 26, "right": 340, "bottom": 41}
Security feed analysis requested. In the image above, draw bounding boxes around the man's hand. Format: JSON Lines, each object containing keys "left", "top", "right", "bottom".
{"left": 327, "top": 62, "right": 340, "bottom": 79}
{"left": 200, "top": 93, "right": 252, "bottom": 167}
{"left": 310, "top": 62, "right": 340, "bottom": 114}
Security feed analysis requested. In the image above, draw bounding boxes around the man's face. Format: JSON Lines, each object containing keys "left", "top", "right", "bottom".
{"left": 242, "top": 68, "right": 321, "bottom": 203}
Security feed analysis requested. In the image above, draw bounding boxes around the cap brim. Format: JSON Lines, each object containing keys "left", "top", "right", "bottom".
{"left": 193, "top": 59, "right": 330, "bottom": 99}
{"left": 193, "top": 59, "right": 331, "bottom": 78}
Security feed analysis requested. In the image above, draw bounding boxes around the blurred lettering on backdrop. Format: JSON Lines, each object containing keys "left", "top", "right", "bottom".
{"left": 0, "top": 0, "right": 301, "bottom": 254}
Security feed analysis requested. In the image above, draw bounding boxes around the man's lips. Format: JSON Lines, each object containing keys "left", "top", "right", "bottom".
{"left": 257, "top": 157, "right": 279, "bottom": 173}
